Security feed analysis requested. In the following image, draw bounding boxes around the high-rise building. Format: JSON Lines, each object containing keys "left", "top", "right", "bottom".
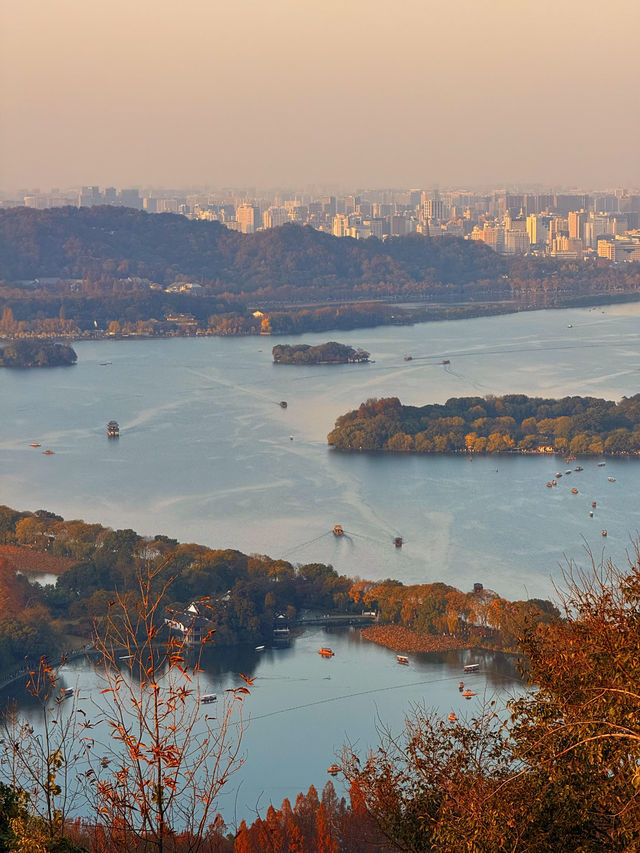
{"left": 568, "top": 211, "right": 586, "bottom": 241}
{"left": 263, "top": 207, "right": 288, "bottom": 229}
{"left": 236, "top": 203, "right": 260, "bottom": 234}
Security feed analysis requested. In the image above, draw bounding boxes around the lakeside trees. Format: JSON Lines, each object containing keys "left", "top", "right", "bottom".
{"left": 0, "top": 340, "right": 77, "bottom": 368}
{"left": 328, "top": 393, "right": 640, "bottom": 455}
{"left": 341, "top": 552, "right": 640, "bottom": 851}
{"left": 272, "top": 342, "right": 370, "bottom": 364}
{"left": 1, "top": 207, "right": 639, "bottom": 340}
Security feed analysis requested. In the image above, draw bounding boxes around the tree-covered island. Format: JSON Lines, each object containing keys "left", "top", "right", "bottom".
{"left": 328, "top": 393, "right": 640, "bottom": 455}
{"left": 272, "top": 341, "right": 370, "bottom": 364}
{"left": 0, "top": 339, "right": 76, "bottom": 367}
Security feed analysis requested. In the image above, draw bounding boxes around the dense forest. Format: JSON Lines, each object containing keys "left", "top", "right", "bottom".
{"left": 1, "top": 207, "right": 640, "bottom": 340}
{"left": 0, "top": 504, "right": 557, "bottom": 675}
{"left": 272, "top": 341, "right": 370, "bottom": 364}
{"left": 0, "top": 339, "right": 76, "bottom": 367}
{"left": 328, "top": 393, "right": 640, "bottom": 455}
{"left": 0, "top": 206, "right": 503, "bottom": 293}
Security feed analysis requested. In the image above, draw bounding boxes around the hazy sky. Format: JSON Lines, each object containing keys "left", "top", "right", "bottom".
{"left": 2, "top": 0, "right": 639, "bottom": 192}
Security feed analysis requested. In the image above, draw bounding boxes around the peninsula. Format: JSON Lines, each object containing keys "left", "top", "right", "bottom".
{"left": 272, "top": 341, "right": 370, "bottom": 364}
{"left": 327, "top": 393, "right": 640, "bottom": 455}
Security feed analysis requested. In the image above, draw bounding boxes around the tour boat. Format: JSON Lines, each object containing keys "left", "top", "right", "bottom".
{"left": 441, "top": 359, "right": 450, "bottom": 365}
{"left": 592, "top": 501, "right": 596, "bottom": 507}
{"left": 555, "top": 472, "right": 562, "bottom": 478}
{"left": 552, "top": 479, "right": 557, "bottom": 486}
{"left": 598, "top": 462, "right": 606, "bottom": 466}
{"left": 397, "top": 655, "right": 409, "bottom": 665}
{"left": 546, "top": 482, "right": 552, "bottom": 488}
{"left": 202, "top": 694, "right": 217, "bottom": 704}
{"left": 327, "top": 764, "right": 341, "bottom": 775}
{"left": 565, "top": 470, "right": 572, "bottom": 475}
{"left": 463, "top": 663, "right": 479, "bottom": 674}
{"left": 602, "top": 530, "right": 608, "bottom": 537}
{"left": 461, "top": 689, "right": 476, "bottom": 698}
{"left": 333, "top": 524, "right": 344, "bottom": 536}
{"left": 448, "top": 712, "right": 457, "bottom": 721}
{"left": 319, "top": 647, "right": 335, "bottom": 657}
{"left": 30, "top": 442, "right": 41, "bottom": 447}
{"left": 589, "top": 511, "right": 594, "bottom": 517}
{"left": 61, "top": 688, "right": 74, "bottom": 699}
{"left": 571, "top": 488, "right": 579, "bottom": 494}
{"left": 279, "top": 401, "right": 288, "bottom": 408}
{"left": 608, "top": 477, "right": 616, "bottom": 482}
{"left": 107, "top": 420, "right": 120, "bottom": 438}
{"left": 574, "top": 466, "right": 583, "bottom": 472}
{"left": 394, "top": 536, "right": 403, "bottom": 548}
{"left": 42, "top": 449, "right": 55, "bottom": 455}
{"left": 255, "top": 645, "right": 265, "bottom": 652}
{"left": 459, "top": 681, "right": 464, "bottom": 690}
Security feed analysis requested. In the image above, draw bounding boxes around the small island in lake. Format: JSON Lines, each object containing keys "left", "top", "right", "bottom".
{"left": 273, "top": 341, "right": 370, "bottom": 365}
{"left": 328, "top": 393, "right": 640, "bottom": 455}
{"left": 0, "top": 340, "right": 77, "bottom": 368}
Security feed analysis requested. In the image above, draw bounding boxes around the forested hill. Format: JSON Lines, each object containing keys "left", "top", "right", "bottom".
{"left": 328, "top": 394, "right": 640, "bottom": 454}
{"left": 0, "top": 206, "right": 503, "bottom": 294}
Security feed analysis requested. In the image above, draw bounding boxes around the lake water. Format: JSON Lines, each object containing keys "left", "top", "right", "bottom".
{"left": 3, "top": 301, "right": 640, "bottom": 823}
{"left": 4, "top": 626, "right": 523, "bottom": 825}
{"left": 2, "top": 301, "right": 640, "bottom": 601}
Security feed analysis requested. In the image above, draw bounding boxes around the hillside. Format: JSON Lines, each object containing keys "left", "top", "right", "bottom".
{"left": 0, "top": 206, "right": 504, "bottom": 295}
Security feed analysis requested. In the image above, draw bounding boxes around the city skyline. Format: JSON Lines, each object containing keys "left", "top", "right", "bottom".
{"left": 2, "top": 0, "right": 639, "bottom": 191}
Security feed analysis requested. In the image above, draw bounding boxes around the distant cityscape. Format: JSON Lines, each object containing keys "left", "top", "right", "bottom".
{"left": 4, "top": 184, "right": 640, "bottom": 263}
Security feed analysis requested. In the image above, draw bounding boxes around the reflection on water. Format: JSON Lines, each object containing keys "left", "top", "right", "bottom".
{"left": 1, "top": 626, "right": 524, "bottom": 824}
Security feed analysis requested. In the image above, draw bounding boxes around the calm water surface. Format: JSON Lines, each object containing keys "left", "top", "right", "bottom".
{"left": 3, "top": 302, "right": 639, "bottom": 821}
{"left": 5, "top": 627, "right": 522, "bottom": 824}
{"left": 2, "top": 302, "right": 640, "bottom": 600}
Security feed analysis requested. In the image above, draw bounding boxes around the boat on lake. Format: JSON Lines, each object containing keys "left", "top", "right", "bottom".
{"left": 602, "top": 529, "right": 608, "bottom": 537}
{"left": 107, "top": 420, "right": 120, "bottom": 438}
{"left": 397, "top": 655, "right": 409, "bottom": 665}
{"left": 319, "top": 647, "right": 335, "bottom": 657}
{"left": 571, "top": 488, "right": 579, "bottom": 494}
{"left": 448, "top": 712, "right": 457, "bottom": 721}
{"left": 394, "top": 536, "right": 403, "bottom": 548}
{"left": 333, "top": 524, "right": 344, "bottom": 536}
{"left": 546, "top": 482, "right": 553, "bottom": 488}
{"left": 327, "top": 764, "right": 341, "bottom": 775}
{"left": 598, "top": 462, "right": 606, "bottom": 467}
{"left": 255, "top": 645, "right": 265, "bottom": 652}
{"left": 574, "top": 466, "right": 583, "bottom": 471}
{"left": 42, "top": 449, "right": 55, "bottom": 455}
{"left": 608, "top": 477, "right": 616, "bottom": 482}
{"left": 202, "top": 694, "right": 217, "bottom": 704}
{"left": 61, "top": 688, "right": 74, "bottom": 699}
{"left": 279, "top": 401, "right": 288, "bottom": 408}
{"left": 30, "top": 442, "right": 41, "bottom": 447}
{"left": 463, "top": 663, "right": 480, "bottom": 674}
{"left": 462, "top": 689, "right": 476, "bottom": 698}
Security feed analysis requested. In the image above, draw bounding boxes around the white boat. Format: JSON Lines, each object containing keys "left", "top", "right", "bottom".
{"left": 255, "top": 645, "right": 265, "bottom": 652}
{"left": 202, "top": 694, "right": 217, "bottom": 704}
{"left": 397, "top": 655, "right": 409, "bottom": 665}
{"left": 61, "top": 688, "right": 74, "bottom": 699}
{"left": 608, "top": 477, "right": 616, "bottom": 482}
{"left": 463, "top": 663, "right": 480, "bottom": 674}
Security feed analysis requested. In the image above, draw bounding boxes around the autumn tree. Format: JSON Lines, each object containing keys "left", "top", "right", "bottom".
{"left": 87, "top": 557, "right": 248, "bottom": 853}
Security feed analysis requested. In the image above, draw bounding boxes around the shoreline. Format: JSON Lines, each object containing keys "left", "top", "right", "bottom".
{"left": 360, "top": 624, "right": 472, "bottom": 654}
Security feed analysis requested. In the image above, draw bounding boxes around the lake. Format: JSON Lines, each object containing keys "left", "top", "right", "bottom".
{"left": 2, "top": 301, "right": 640, "bottom": 601}
{"left": 3, "top": 300, "right": 639, "bottom": 823}
{"left": 3, "top": 626, "right": 523, "bottom": 825}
